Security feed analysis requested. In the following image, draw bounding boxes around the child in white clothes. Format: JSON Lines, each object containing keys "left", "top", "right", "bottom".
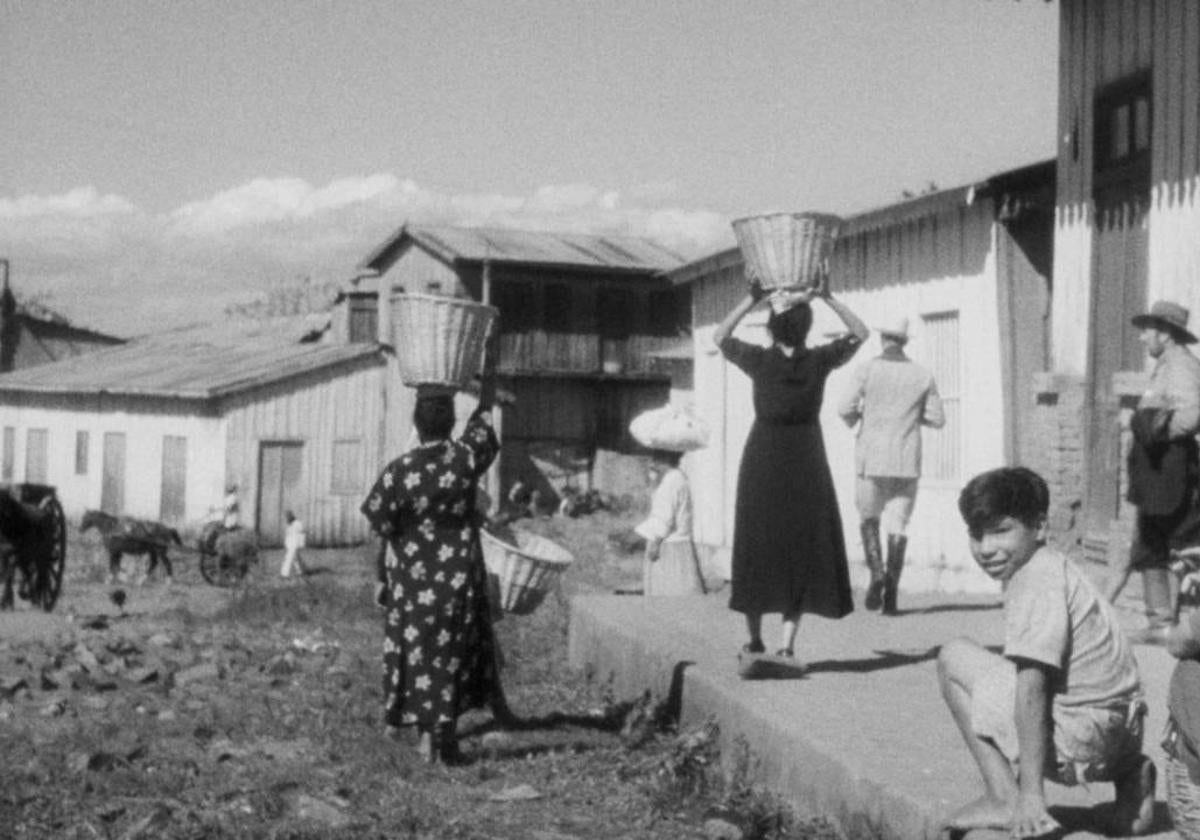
{"left": 636, "top": 450, "right": 706, "bottom": 597}
{"left": 280, "top": 510, "right": 308, "bottom": 578}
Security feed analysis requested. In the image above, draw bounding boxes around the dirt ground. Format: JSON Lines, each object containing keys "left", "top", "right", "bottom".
{"left": 0, "top": 512, "right": 842, "bottom": 840}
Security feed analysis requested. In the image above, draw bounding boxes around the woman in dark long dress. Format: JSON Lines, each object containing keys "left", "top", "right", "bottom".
{"left": 360, "top": 352, "right": 508, "bottom": 763}
{"left": 713, "top": 280, "right": 868, "bottom": 664}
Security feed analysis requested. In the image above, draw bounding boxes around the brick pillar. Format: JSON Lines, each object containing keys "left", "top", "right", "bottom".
{"left": 1030, "top": 372, "right": 1087, "bottom": 551}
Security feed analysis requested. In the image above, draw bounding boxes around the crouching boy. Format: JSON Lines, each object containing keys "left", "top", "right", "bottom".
{"left": 939, "top": 467, "right": 1156, "bottom": 837}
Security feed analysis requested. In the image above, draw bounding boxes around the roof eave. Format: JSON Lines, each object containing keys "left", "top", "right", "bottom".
{"left": 357, "top": 221, "right": 411, "bottom": 274}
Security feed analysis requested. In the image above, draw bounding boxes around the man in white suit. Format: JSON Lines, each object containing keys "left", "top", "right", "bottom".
{"left": 838, "top": 315, "right": 945, "bottom": 615}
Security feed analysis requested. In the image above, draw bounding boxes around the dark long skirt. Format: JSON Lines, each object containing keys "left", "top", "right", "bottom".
{"left": 728, "top": 421, "right": 853, "bottom": 619}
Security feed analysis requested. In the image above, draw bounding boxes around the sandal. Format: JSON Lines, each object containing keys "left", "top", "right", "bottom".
{"left": 774, "top": 648, "right": 794, "bottom": 658}
{"left": 741, "top": 641, "right": 765, "bottom": 655}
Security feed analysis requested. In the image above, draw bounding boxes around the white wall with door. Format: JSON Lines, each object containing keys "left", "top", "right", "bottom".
{"left": 0, "top": 400, "right": 225, "bottom": 525}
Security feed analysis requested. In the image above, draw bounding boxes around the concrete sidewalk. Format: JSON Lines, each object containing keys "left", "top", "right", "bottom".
{"left": 568, "top": 587, "right": 1181, "bottom": 840}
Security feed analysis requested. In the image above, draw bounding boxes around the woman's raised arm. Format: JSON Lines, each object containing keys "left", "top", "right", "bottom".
{"left": 818, "top": 288, "right": 869, "bottom": 344}
{"left": 712, "top": 279, "right": 765, "bottom": 349}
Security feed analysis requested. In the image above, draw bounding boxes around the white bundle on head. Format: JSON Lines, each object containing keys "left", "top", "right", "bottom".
{"left": 629, "top": 404, "right": 710, "bottom": 453}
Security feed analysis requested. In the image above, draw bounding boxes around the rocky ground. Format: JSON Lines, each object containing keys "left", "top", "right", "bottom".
{"left": 0, "top": 512, "right": 846, "bottom": 840}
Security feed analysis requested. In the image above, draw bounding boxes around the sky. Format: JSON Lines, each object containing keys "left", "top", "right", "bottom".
{"left": 0, "top": 0, "right": 1059, "bottom": 338}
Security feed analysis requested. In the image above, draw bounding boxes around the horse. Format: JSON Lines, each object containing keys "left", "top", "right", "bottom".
{"left": 0, "top": 492, "right": 39, "bottom": 609}
{"left": 80, "top": 510, "right": 182, "bottom": 584}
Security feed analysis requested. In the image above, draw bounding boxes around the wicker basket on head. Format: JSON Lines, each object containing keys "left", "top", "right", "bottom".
{"left": 731, "top": 211, "right": 843, "bottom": 291}
{"left": 390, "top": 293, "right": 499, "bottom": 388}
{"left": 481, "top": 527, "right": 574, "bottom": 616}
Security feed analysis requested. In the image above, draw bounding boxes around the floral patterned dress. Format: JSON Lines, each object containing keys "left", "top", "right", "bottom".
{"left": 360, "top": 408, "right": 501, "bottom": 729}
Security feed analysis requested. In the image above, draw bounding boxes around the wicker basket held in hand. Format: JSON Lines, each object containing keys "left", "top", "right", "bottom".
{"left": 390, "top": 293, "right": 499, "bottom": 389}
{"left": 481, "top": 528, "right": 574, "bottom": 616}
{"left": 731, "top": 212, "right": 843, "bottom": 291}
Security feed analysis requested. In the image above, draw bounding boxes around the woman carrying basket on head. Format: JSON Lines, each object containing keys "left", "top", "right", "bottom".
{"left": 360, "top": 335, "right": 513, "bottom": 764}
{"left": 714, "top": 272, "right": 868, "bottom": 673}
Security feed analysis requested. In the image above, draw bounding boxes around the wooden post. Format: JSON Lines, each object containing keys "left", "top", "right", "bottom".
{"left": 481, "top": 255, "right": 502, "bottom": 515}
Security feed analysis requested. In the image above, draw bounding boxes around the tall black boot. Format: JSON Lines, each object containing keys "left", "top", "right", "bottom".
{"left": 883, "top": 534, "right": 907, "bottom": 616}
{"left": 861, "top": 519, "right": 884, "bottom": 611}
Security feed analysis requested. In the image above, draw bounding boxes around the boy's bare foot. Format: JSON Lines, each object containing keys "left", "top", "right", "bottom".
{"left": 1110, "top": 753, "right": 1156, "bottom": 836}
{"left": 942, "top": 796, "right": 1011, "bottom": 831}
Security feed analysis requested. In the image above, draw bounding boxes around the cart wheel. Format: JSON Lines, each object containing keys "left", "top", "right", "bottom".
{"left": 200, "top": 550, "right": 248, "bottom": 587}
{"left": 34, "top": 495, "right": 66, "bottom": 611}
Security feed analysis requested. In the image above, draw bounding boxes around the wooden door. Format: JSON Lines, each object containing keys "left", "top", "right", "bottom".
{"left": 160, "top": 435, "right": 187, "bottom": 524}
{"left": 24, "top": 429, "right": 47, "bottom": 484}
{"left": 2, "top": 426, "right": 13, "bottom": 482}
{"left": 101, "top": 432, "right": 126, "bottom": 513}
{"left": 257, "top": 442, "right": 303, "bottom": 547}
{"left": 996, "top": 215, "right": 1052, "bottom": 467}
{"left": 1085, "top": 204, "right": 1148, "bottom": 534}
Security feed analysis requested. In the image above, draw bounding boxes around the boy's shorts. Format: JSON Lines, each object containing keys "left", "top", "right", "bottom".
{"left": 971, "top": 660, "right": 1145, "bottom": 785}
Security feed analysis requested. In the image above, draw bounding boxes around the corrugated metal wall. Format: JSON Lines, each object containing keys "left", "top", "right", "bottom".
{"left": 221, "top": 358, "right": 387, "bottom": 547}
{"left": 1054, "top": 0, "right": 1200, "bottom": 374}
{"left": 687, "top": 202, "right": 1009, "bottom": 594}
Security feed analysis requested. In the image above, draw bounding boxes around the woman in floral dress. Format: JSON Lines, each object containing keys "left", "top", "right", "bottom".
{"left": 360, "top": 353, "right": 506, "bottom": 763}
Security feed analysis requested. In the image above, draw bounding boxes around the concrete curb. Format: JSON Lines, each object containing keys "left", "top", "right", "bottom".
{"left": 568, "top": 592, "right": 1180, "bottom": 840}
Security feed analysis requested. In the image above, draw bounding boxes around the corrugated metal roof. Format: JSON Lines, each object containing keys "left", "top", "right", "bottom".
{"left": 361, "top": 224, "right": 687, "bottom": 275}
{"left": 667, "top": 159, "right": 1056, "bottom": 286}
{"left": 0, "top": 317, "right": 379, "bottom": 400}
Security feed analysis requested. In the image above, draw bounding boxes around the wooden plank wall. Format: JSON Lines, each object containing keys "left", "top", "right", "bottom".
{"left": 830, "top": 205, "right": 991, "bottom": 295}
{"left": 223, "top": 359, "right": 386, "bottom": 547}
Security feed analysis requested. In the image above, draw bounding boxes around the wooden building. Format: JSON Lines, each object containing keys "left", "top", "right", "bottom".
{"left": 0, "top": 316, "right": 391, "bottom": 547}
{"left": 356, "top": 224, "right": 688, "bottom": 503}
{"left": 670, "top": 161, "right": 1054, "bottom": 593}
{"left": 0, "top": 263, "right": 124, "bottom": 373}
{"left": 1031, "top": 0, "right": 1200, "bottom": 558}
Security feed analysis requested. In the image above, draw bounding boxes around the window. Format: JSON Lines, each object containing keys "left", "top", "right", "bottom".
{"left": 597, "top": 288, "right": 634, "bottom": 339}
{"left": 492, "top": 281, "right": 536, "bottom": 331}
{"left": 1096, "top": 74, "right": 1151, "bottom": 171}
{"left": 25, "top": 429, "right": 48, "bottom": 484}
{"left": 920, "top": 312, "right": 961, "bottom": 482}
{"left": 2, "top": 427, "right": 13, "bottom": 481}
{"left": 544, "top": 283, "right": 571, "bottom": 325}
{"left": 75, "top": 431, "right": 89, "bottom": 475}
{"left": 331, "top": 438, "right": 363, "bottom": 494}
{"left": 1093, "top": 72, "right": 1151, "bottom": 208}
{"left": 648, "top": 289, "right": 681, "bottom": 335}
{"left": 348, "top": 298, "right": 378, "bottom": 343}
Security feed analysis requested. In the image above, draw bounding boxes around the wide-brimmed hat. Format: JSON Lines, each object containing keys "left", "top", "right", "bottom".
{"left": 1132, "top": 300, "right": 1197, "bottom": 344}
{"left": 875, "top": 315, "right": 910, "bottom": 340}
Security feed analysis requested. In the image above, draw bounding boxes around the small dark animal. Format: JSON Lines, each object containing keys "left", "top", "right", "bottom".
{"left": 80, "top": 510, "right": 182, "bottom": 584}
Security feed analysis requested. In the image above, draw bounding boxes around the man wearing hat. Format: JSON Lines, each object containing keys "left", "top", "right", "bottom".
{"left": 1120, "top": 299, "right": 1200, "bottom": 644}
{"left": 838, "top": 315, "right": 945, "bottom": 615}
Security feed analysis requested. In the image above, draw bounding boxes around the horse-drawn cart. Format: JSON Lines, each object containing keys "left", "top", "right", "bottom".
{"left": 0, "top": 483, "right": 67, "bottom": 611}
{"left": 197, "top": 523, "right": 260, "bottom": 587}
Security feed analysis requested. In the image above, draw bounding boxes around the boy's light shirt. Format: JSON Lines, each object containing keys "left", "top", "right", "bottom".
{"left": 1003, "top": 545, "right": 1141, "bottom": 709}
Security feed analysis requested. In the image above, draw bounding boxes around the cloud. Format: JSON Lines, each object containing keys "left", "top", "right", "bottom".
{"left": 0, "top": 175, "right": 734, "bottom": 337}
{"left": 0, "top": 186, "right": 136, "bottom": 220}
